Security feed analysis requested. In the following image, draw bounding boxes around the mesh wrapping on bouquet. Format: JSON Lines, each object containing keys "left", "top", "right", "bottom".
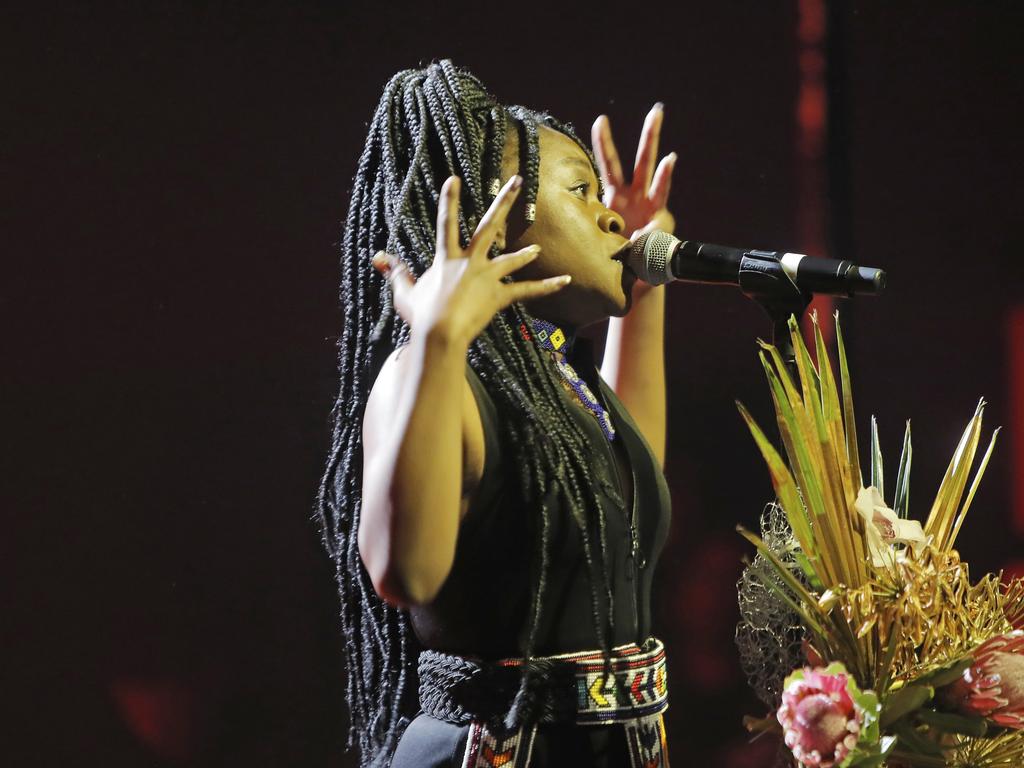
{"left": 735, "top": 502, "right": 808, "bottom": 710}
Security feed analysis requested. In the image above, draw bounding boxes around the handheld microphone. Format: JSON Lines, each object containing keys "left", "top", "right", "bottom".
{"left": 628, "top": 230, "right": 886, "bottom": 297}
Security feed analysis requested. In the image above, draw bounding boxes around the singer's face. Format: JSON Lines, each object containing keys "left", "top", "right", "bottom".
{"left": 506, "top": 127, "right": 634, "bottom": 329}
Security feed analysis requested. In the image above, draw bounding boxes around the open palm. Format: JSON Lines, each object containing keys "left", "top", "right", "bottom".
{"left": 591, "top": 104, "right": 678, "bottom": 240}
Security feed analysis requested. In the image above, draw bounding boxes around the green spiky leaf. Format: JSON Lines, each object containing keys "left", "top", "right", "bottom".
{"left": 870, "top": 416, "right": 884, "bottom": 501}
{"left": 893, "top": 420, "right": 912, "bottom": 519}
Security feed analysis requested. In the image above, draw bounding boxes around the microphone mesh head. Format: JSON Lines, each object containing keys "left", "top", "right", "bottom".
{"left": 628, "top": 231, "right": 676, "bottom": 286}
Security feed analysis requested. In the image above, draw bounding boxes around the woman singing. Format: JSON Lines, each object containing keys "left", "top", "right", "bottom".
{"left": 316, "top": 59, "right": 678, "bottom": 768}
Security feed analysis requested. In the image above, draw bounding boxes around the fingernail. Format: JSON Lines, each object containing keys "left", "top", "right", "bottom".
{"left": 510, "top": 175, "right": 523, "bottom": 191}
{"left": 372, "top": 250, "right": 388, "bottom": 267}
{"left": 670, "top": 151, "right": 679, "bottom": 164}
{"left": 654, "top": 101, "right": 665, "bottom": 112}
{"left": 557, "top": 275, "right": 572, "bottom": 285}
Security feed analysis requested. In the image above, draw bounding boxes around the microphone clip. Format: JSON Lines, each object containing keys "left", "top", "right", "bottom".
{"left": 740, "top": 250, "right": 812, "bottom": 377}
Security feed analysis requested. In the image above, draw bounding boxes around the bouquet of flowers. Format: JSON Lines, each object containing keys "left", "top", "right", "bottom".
{"left": 734, "top": 313, "right": 1023, "bottom": 768}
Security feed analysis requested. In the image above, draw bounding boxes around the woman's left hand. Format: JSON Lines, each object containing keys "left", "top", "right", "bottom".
{"left": 591, "top": 103, "right": 678, "bottom": 249}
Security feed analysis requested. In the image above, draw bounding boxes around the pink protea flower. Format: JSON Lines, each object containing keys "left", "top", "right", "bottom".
{"left": 943, "top": 630, "right": 1024, "bottom": 729}
{"left": 777, "top": 665, "right": 872, "bottom": 768}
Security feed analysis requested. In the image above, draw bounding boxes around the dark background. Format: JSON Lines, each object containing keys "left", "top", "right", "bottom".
{"left": 6, "top": 1, "right": 1023, "bottom": 765}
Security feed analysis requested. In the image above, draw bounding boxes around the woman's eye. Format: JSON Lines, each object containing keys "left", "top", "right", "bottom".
{"left": 570, "top": 182, "right": 590, "bottom": 197}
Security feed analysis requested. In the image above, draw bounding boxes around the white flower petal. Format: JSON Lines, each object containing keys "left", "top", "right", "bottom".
{"left": 854, "top": 486, "right": 926, "bottom": 565}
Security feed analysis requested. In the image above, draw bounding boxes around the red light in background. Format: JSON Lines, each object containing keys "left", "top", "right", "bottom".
{"left": 796, "top": 0, "right": 835, "bottom": 352}
{"left": 110, "top": 678, "right": 198, "bottom": 764}
{"left": 1010, "top": 306, "right": 1024, "bottom": 538}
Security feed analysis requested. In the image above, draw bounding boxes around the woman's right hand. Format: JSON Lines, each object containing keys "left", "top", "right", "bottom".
{"left": 371, "top": 175, "right": 572, "bottom": 348}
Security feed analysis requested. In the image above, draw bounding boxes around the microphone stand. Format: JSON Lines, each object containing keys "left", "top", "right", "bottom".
{"left": 736, "top": 250, "right": 813, "bottom": 383}
{"left": 737, "top": 252, "right": 813, "bottom": 525}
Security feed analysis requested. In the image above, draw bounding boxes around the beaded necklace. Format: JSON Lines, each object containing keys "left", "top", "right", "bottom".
{"left": 526, "top": 318, "right": 617, "bottom": 442}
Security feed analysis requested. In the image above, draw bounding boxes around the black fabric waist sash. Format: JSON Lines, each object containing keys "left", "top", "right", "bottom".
{"left": 417, "top": 638, "right": 671, "bottom": 768}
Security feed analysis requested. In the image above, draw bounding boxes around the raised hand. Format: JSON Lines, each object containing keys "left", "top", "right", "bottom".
{"left": 371, "top": 175, "right": 571, "bottom": 348}
{"left": 591, "top": 104, "right": 678, "bottom": 240}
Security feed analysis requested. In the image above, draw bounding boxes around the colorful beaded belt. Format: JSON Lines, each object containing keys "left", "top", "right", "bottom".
{"left": 417, "top": 637, "right": 670, "bottom": 767}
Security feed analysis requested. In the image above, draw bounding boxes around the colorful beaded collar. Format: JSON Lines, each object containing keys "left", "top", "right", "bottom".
{"left": 525, "top": 318, "right": 617, "bottom": 442}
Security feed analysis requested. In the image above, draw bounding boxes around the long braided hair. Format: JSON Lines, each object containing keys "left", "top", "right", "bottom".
{"left": 314, "top": 60, "right": 619, "bottom": 766}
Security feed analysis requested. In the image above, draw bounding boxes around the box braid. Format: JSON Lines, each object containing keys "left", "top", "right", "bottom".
{"left": 314, "top": 60, "right": 619, "bottom": 767}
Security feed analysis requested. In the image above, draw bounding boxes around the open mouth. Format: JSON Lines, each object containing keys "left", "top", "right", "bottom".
{"left": 610, "top": 243, "right": 632, "bottom": 263}
{"left": 611, "top": 244, "right": 635, "bottom": 276}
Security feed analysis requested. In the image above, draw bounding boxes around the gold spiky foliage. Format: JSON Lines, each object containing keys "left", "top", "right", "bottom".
{"left": 736, "top": 311, "right": 1022, "bottom": 766}
{"left": 947, "top": 731, "right": 1024, "bottom": 768}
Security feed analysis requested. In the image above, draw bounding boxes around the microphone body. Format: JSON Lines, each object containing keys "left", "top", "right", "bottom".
{"left": 629, "top": 231, "right": 886, "bottom": 297}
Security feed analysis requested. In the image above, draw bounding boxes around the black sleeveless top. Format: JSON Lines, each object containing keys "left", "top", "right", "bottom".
{"left": 409, "top": 338, "right": 672, "bottom": 660}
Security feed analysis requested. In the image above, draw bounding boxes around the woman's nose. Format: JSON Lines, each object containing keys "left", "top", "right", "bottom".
{"left": 597, "top": 208, "right": 625, "bottom": 235}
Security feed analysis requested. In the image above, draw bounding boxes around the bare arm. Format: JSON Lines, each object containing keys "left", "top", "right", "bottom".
{"left": 601, "top": 284, "right": 666, "bottom": 466}
{"left": 359, "top": 330, "right": 474, "bottom": 606}
{"left": 591, "top": 105, "right": 678, "bottom": 467}
{"left": 357, "top": 175, "right": 571, "bottom": 607}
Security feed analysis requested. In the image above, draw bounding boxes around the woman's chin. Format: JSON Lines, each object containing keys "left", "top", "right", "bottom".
{"left": 612, "top": 290, "right": 633, "bottom": 317}
{"left": 614, "top": 267, "right": 638, "bottom": 315}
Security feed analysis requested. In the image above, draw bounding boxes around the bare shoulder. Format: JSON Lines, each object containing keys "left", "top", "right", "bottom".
{"left": 362, "top": 344, "right": 486, "bottom": 518}
{"left": 361, "top": 345, "right": 410, "bottom": 461}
